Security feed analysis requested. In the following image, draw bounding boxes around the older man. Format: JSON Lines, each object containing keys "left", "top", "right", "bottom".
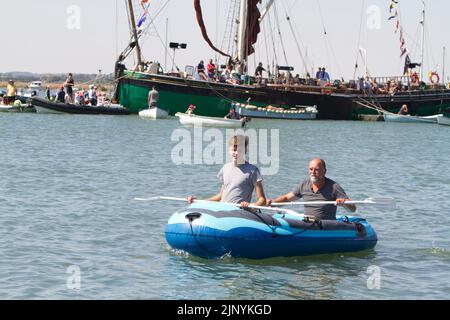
{"left": 267, "top": 158, "right": 356, "bottom": 220}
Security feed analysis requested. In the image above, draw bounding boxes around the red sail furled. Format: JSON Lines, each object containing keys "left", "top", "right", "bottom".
{"left": 245, "top": 0, "right": 261, "bottom": 57}
{"left": 194, "top": 0, "right": 232, "bottom": 59}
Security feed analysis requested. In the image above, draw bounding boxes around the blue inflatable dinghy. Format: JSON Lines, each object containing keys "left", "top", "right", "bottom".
{"left": 165, "top": 201, "right": 377, "bottom": 259}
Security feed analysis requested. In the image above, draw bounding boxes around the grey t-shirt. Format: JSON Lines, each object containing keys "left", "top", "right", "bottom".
{"left": 291, "top": 178, "right": 349, "bottom": 220}
{"left": 218, "top": 162, "right": 263, "bottom": 204}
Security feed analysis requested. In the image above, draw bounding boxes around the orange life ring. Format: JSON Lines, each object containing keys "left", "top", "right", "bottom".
{"left": 429, "top": 72, "right": 440, "bottom": 84}
{"left": 410, "top": 73, "right": 419, "bottom": 84}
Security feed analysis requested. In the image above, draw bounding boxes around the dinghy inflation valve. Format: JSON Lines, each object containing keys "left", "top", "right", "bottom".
{"left": 185, "top": 212, "right": 202, "bottom": 222}
{"left": 303, "top": 215, "right": 318, "bottom": 223}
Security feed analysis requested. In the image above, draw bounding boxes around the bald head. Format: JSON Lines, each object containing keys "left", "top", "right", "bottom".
{"left": 309, "top": 158, "right": 326, "bottom": 172}
{"left": 309, "top": 158, "right": 327, "bottom": 184}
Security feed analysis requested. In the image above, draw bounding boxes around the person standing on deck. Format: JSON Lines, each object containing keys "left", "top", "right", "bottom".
{"left": 148, "top": 86, "right": 159, "bottom": 108}
{"left": 45, "top": 85, "right": 51, "bottom": 100}
{"left": 88, "top": 85, "right": 98, "bottom": 106}
{"left": 65, "top": 73, "right": 75, "bottom": 104}
{"left": 255, "top": 62, "right": 266, "bottom": 84}
{"left": 56, "top": 86, "right": 66, "bottom": 103}
{"left": 5, "top": 80, "right": 17, "bottom": 105}
{"left": 322, "top": 68, "right": 330, "bottom": 82}
{"left": 197, "top": 60, "right": 208, "bottom": 81}
{"left": 315, "top": 68, "right": 323, "bottom": 85}
{"left": 207, "top": 59, "right": 216, "bottom": 80}
{"left": 267, "top": 158, "right": 356, "bottom": 220}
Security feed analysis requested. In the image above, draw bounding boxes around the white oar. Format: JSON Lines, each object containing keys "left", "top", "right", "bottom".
{"left": 270, "top": 197, "right": 395, "bottom": 208}
{"left": 134, "top": 196, "right": 306, "bottom": 218}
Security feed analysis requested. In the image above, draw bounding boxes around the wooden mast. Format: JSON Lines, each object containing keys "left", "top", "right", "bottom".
{"left": 236, "top": 0, "right": 248, "bottom": 74}
{"left": 127, "top": 0, "right": 143, "bottom": 71}
{"left": 419, "top": 1, "right": 426, "bottom": 82}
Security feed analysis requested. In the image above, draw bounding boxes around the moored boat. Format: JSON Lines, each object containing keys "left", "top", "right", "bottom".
{"left": 29, "top": 81, "right": 43, "bottom": 91}
{"left": 0, "top": 104, "right": 35, "bottom": 113}
{"left": 165, "top": 201, "right": 377, "bottom": 259}
{"left": 30, "top": 97, "right": 131, "bottom": 115}
{"left": 437, "top": 115, "right": 450, "bottom": 126}
{"left": 175, "top": 112, "right": 246, "bottom": 128}
{"left": 113, "top": 1, "right": 450, "bottom": 120}
{"left": 234, "top": 103, "right": 317, "bottom": 120}
{"left": 383, "top": 113, "right": 442, "bottom": 123}
{"left": 139, "top": 107, "right": 169, "bottom": 119}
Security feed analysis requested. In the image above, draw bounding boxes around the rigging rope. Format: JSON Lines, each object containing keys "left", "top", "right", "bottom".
{"left": 266, "top": 7, "right": 279, "bottom": 68}
{"left": 273, "top": 3, "right": 289, "bottom": 67}
{"left": 261, "top": 18, "right": 271, "bottom": 76}
{"left": 280, "top": 0, "right": 309, "bottom": 75}
{"left": 316, "top": 0, "right": 343, "bottom": 79}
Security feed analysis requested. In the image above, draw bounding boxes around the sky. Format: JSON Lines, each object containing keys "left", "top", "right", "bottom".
{"left": 1, "top": 0, "right": 450, "bottom": 82}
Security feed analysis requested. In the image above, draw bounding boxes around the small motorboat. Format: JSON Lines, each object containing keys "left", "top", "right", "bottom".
{"left": 383, "top": 113, "right": 443, "bottom": 123}
{"left": 437, "top": 115, "right": 450, "bottom": 126}
{"left": 0, "top": 99, "right": 35, "bottom": 113}
{"left": 30, "top": 97, "right": 131, "bottom": 115}
{"left": 175, "top": 112, "right": 246, "bottom": 128}
{"left": 139, "top": 107, "right": 169, "bottom": 119}
{"left": 29, "top": 81, "right": 43, "bottom": 91}
{"left": 234, "top": 103, "right": 318, "bottom": 120}
{"left": 165, "top": 201, "right": 377, "bottom": 259}
{"left": 0, "top": 104, "right": 35, "bottom": 113}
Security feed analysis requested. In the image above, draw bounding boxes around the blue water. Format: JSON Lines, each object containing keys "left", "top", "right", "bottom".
{"left": 0, "top": 113, "right": 449, "bottom": 299}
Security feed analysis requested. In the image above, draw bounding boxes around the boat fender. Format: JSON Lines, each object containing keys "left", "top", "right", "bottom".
{"left": 429, "top": 72, "right": 440, "bottom": 84}
{"left": 185, "top": 212, "right": 202, "bottom": 222}
{"left": 354, "top": 222, "right": 367, "bottom": 238}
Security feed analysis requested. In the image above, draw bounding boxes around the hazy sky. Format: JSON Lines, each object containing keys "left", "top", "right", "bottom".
{"left": 2, "top": 0, "right": 449, "bottom": 81}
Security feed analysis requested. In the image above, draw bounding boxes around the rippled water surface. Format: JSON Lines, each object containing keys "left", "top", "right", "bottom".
{"left": 0, "top": 113, "right": 449, "bottom": 299}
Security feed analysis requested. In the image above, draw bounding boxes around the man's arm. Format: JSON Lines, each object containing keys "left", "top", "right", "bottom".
{"left": 267, "top": 192, "right": 298, "bottom": 206}
{"left": 253, "top": 181, "right": 266, "bottom": 206}
{"left": 336, "top": 199, "right": 356, "bottom": 212}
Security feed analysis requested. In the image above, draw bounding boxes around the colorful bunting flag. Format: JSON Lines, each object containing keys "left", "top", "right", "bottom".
{"left": 388, "top": 1, "right": 409, "bottom": 70}
{"left": 137, "top": 13, "right": 147, "bottom": 28}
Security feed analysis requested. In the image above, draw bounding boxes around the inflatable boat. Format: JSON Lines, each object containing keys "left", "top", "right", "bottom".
{"left": 165, "top": 201, "right": 377, "bottom": 259}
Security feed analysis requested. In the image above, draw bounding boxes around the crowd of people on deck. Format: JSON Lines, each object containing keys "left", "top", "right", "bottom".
{"left": 48, "top": 73, "right": 110, "bottom": 106}
{"left": 187, "top": 57, "right": 430, "bottom": 97}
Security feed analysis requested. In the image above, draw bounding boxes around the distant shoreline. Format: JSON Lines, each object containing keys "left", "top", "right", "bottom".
{"left": 0, "top": 81, "right": 115, "bottom": 92}
{"left": 0, "top": 72, "right": 115, "bottom": 91}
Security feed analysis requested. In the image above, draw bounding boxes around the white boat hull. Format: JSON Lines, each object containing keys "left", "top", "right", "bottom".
{"left": 0, "top": 104, "right": 35, "bottom": 113}
{"left": 383, "top": 114, "right": 442, "bottom": 123}
{"left": 139, "top": 107, "right": 169, "bottom": 119}
{"left": 175, "top": 113, "right": 245, "bottom": 128}
{"left": 437, "top": 115, "right": 450, "bottom": 126}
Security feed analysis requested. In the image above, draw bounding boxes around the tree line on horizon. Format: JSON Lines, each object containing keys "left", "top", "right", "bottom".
{"left": 0, "top": 72, "right": 114, "bottom": 84}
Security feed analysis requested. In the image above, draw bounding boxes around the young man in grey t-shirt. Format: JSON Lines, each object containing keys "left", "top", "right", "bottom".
{"left": 267, "top": 158, "right": 356, "bottom": 220}
{"left": 187, "top": 135, "right": 266, "bottom": 209}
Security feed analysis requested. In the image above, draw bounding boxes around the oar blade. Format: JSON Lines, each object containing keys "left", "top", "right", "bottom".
{"left": 134, "top": 196, "right": 162, "bottom": 201}
{"left": 365, "top": 197, "right": 396, "bottom": 208}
